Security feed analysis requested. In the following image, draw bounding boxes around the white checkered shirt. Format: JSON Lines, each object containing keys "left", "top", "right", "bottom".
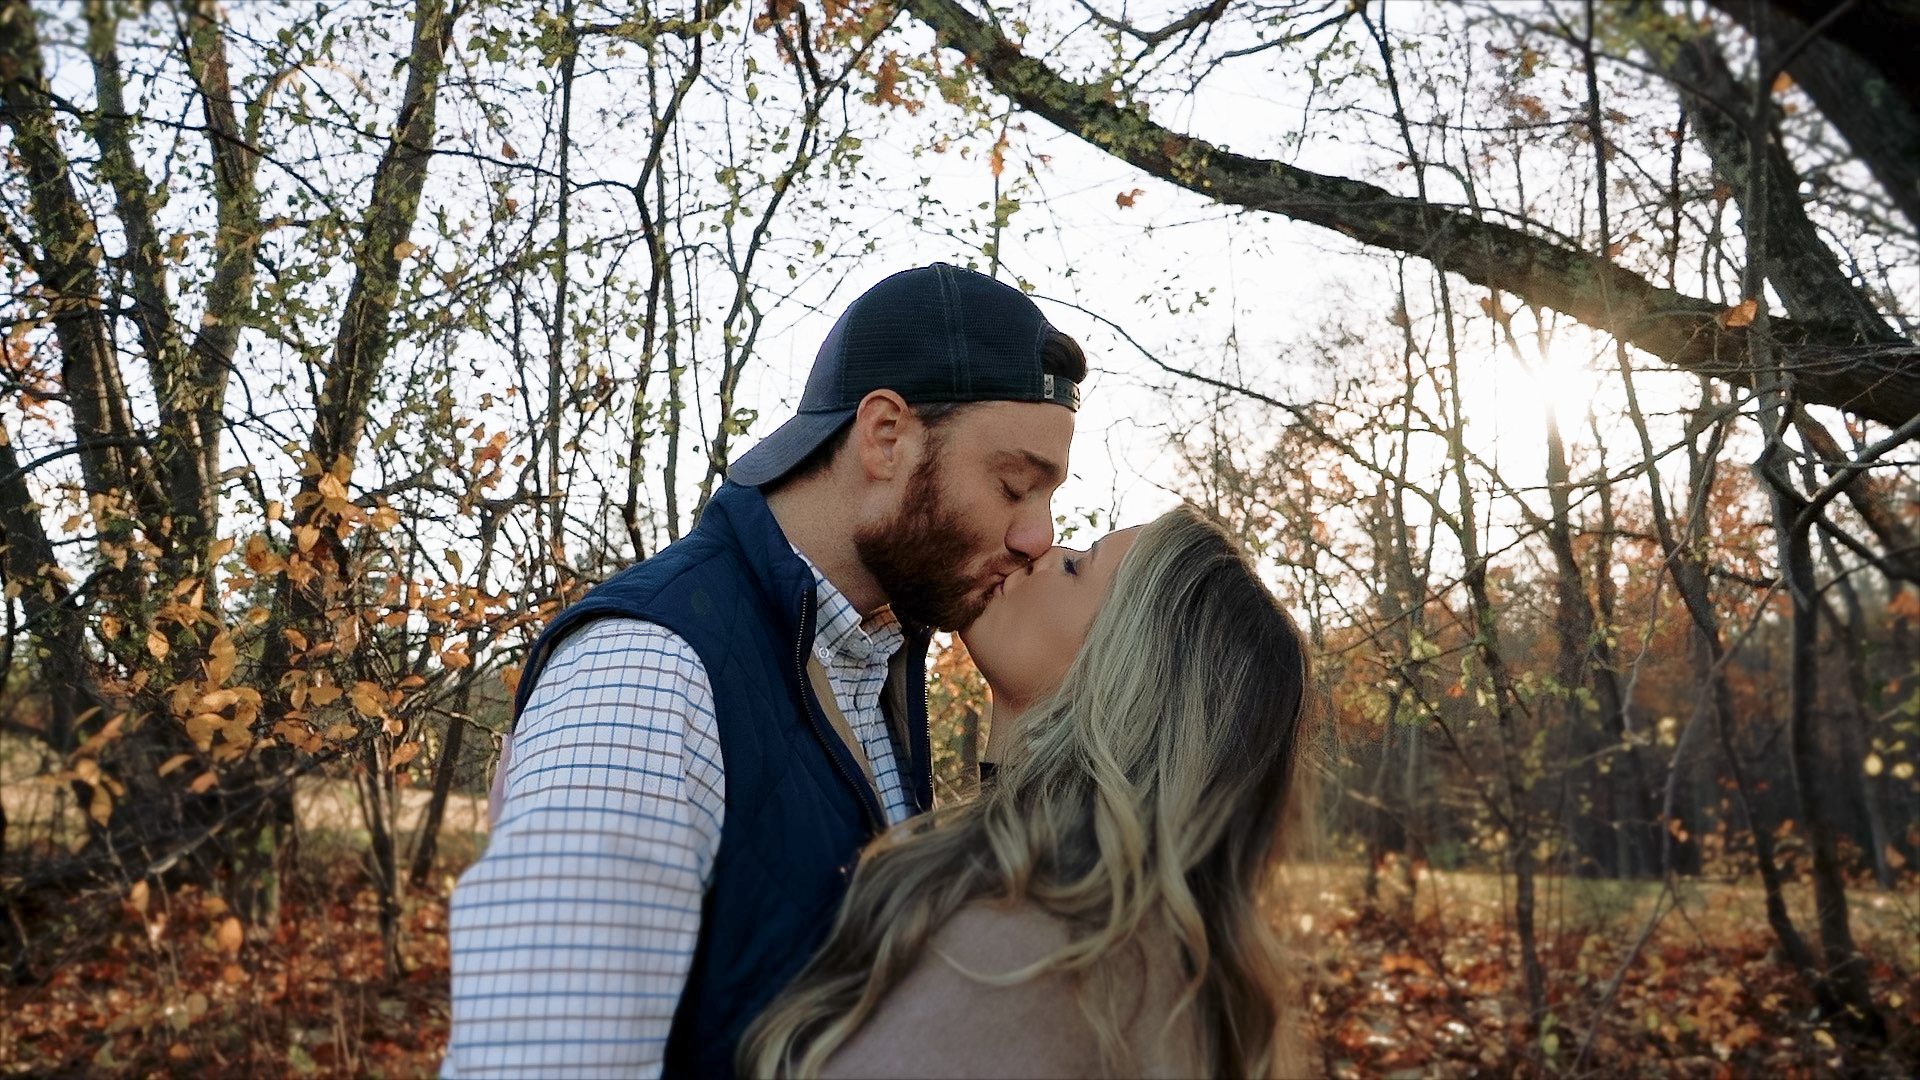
{"left": 443, "top": 550, "right": 909, "bottom": 1079}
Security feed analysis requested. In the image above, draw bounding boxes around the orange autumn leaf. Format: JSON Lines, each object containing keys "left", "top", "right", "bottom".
{"left": 350, "top": 681, "right": 387, "bottom": 718}
{"left": 1718, "top": 299, "right": 1758, "bottom": 328}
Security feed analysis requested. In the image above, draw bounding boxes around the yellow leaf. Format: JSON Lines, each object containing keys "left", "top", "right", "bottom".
{"left": 73, "top": 714, "right": 126, "bottom": 759}
{"left": 284, "top": 628, "right": 309, "bottom": 652}
{"left": 446, "top": 548, "right": 465, "bottom": 578}
{"left": 317, "top": 474, "right": 347, "bottom": 501}
{"left": 1718, "top": 298, "right": 1758, "bottom": 328}
{"left": 89, "top": 784, "right": 113, "bottom": 827}
{"left": 207, "top": 536, "right": 235, "bottom": 561}
{"left": 1115, "top": 187, "right": 1144, "bottom": 208}
{"left": 244, "top": 534, "right": 286, "bottom": 574}
{"left": 247, "top": 606, "right": 271, "bottom": 626}
{"left": 324, "top": 723, "right": 357, "bottom": 742}
{"left": 128, "top": 880, "right": 150, "bottom": 916}
{"left": 201, "top": 896, "right": 228, "bottom": 917}
{"left": 392, "top": 240, "right": 417, "bottom": 260}
{"left": 188, "top": 772, "right": 219, "bottom": 794}
{"left": 307, "top": 683, "right": 343, "bottom": 707}
{"left": 206, "top": 630, "right": 237, "bottom": 687}
{"left": 1894, "top": 761, "right": 1915, "bottom": 780}
{"left": 293, "top": 525, "right": 320, "bottom": 552}
{"left": 350, "top": 681, "right": 387, "bottom": 718}
{"left": 157, "top": 753, "right": 195, "bottom": 777}
{"left": 334, "top": 615, "right": 361, "bottom": 654}
{"left": 439, "top": 646, "right": 472, "bottom": 670}
{"left": 1864, "top": 753, "right": 1884, "bottom": 776}
{"left": 390, "top": 741, "right": 422, "bottom": 767}
{"left": 370, "top": 506, "right": 400, "bottom": 531}
{"left": 382, "top": 716, "right": 404, "bottom": 736}
{"left": 501, "top": 665, "right": 523, "bottom": 695}
{"left": 147, "top": 630, "right": 171, "bottom": 660}
{"left": 265, "top": 500, "right": 283, "bottom": 522}
{"left": 186, "top": 713, "right": 224, "bottom": 750}
{"left": 215, "top": 916, "right": 244, "bottom": 955}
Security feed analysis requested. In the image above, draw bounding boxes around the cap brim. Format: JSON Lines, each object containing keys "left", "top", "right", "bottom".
{"left": 727, "top": 408, "right": 857, "bottom": 488}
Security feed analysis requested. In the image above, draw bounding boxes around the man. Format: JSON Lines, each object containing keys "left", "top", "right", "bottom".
{"left": 445, "top": 264, "right": 1088, "bottom": 1079}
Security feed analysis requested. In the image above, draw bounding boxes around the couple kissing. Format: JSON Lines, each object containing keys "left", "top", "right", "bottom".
{"left": 444, "top": 264, "right": 1312, "bottom": 1079}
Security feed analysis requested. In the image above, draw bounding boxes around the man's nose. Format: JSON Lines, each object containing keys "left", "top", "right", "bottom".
{"left": 1006, "top": 504, "right": 1054, "bottom": 562}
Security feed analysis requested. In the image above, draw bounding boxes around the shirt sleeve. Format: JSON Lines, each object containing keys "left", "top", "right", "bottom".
{"left": 444, "top": 618, "right": 726, "bottom": 1080}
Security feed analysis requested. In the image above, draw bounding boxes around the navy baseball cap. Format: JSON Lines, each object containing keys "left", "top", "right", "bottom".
{"left": 729, "top": 263, "right": 1081, "bottom": 488}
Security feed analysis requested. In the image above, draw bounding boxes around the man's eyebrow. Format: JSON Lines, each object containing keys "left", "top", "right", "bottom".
{"left": 992, "top": 449, "right": 1064, "bottom": 486}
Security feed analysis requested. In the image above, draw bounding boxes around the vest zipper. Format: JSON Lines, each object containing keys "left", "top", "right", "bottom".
{"left": 796, "top": 591, "right": 885, "bottom": 832}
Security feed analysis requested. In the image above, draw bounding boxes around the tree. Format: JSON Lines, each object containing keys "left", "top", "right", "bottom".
{"left": 0, "top": 0, "right": 885, "bottom": 979}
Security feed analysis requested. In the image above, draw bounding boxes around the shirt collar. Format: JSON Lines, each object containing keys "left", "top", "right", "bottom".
{"left": 791, "top": 546, "right": 904, "bottom": 667}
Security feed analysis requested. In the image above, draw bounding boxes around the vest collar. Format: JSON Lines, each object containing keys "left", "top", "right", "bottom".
{"left": 701, "top": 482, "right": 818, "bottom": 640}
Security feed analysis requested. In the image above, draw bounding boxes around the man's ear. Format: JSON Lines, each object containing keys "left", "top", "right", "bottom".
{"left": 850, "top": 389, "right": 919, "bottom": 482}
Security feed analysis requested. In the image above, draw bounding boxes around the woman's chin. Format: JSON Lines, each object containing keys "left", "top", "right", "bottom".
{"left": 959, "top": 592, "right": 1002, "bottom": 639}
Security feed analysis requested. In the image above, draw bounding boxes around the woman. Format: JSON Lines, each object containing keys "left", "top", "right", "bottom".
{"left": 743, "top": 506, "right": 1312, "bottom": 1079}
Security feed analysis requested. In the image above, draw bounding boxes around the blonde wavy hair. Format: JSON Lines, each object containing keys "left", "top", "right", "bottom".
{"left": 741, "top": 507, "right": 1313, "bottom": 1078}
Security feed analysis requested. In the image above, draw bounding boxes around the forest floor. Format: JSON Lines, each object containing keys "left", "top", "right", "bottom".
{"left": 1300, "top": 863, "right": 1919, "bottom": 1077}
{"left": 1, "top": 834, "right": 1916, "bottom": 1078}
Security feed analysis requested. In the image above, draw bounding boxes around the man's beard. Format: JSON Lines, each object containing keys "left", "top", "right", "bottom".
{"left": 854, "top": 448, "right": 995, "bottom": 631}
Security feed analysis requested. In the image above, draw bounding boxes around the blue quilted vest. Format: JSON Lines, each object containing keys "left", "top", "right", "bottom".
{"left": 510, "top": 482, "right": 934, "bottom": 1079}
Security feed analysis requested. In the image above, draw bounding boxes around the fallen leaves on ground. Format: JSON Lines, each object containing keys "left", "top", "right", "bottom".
{"left": 1300, "top": 875, "right": 1920, "bottom": 1079}
{"left": 0, "top": 862, "right": 453, "bottom": 1078}
{"left": 5, "top": 857, "right": 1917, "bottom": 1077}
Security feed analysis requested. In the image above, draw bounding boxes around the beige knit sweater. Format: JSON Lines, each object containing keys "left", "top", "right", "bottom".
{"left": 820, "top": 901, "right": 1204, "bottom": 1079}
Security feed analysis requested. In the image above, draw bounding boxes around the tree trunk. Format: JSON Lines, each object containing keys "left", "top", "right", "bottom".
{"left": 1764, "top": 455, "right": 1885, "bottom": 1034}
{"left": 408, "top": 712, "right": 467, "bottom": 890}
{"left": 1708, "top": 0, "right": 1920, "bottom": 235}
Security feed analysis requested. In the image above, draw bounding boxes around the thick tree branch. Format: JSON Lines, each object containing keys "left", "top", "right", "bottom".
{"left": 1792, "top": 406, "right": 1920, "bottom": 584}
{"left": 1711, "top": 0, "right": 1920, "bottom": 235}
{"left": 163, "top": 0, "right": 264, "bottom": 549}
{"left": 306, "top": 0, "right": 455, "bottom": 476}
{"left": 0, "top": 0, "right": 161, "bottom": 510}
{"left": 1633, "top": 17, "right": 1898, "bottom": 341}
{"left": 898, "top": 0, "right": 1920, "bottom": 427}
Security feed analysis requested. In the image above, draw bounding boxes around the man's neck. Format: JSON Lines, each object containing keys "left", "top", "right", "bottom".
{"left": 765, "top": 477, "right": 888, "bottom": 615}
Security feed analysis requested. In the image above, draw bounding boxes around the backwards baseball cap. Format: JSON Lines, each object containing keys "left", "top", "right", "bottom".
{"left": 728, "top": 263, "right": 1081, "bottom": 488}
